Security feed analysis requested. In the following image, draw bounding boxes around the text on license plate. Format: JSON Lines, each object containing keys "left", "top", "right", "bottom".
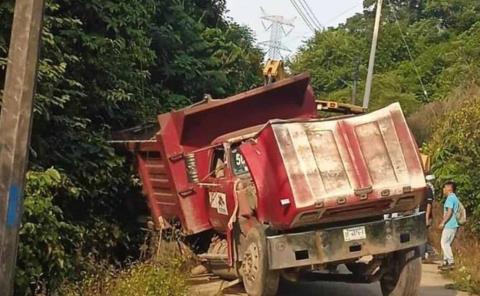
{"left": 343, "top": 226, "right": 367, "bottom": 242}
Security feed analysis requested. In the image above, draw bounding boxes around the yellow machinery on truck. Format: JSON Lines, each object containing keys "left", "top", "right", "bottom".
{"left": 263, "top": 59, "right": 286, "bottom": 85}
{"left": 263, "top": 59, "right": 366, "bottom": 115}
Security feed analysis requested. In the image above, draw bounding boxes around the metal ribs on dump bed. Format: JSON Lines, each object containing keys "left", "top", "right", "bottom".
{"left": 133, "top": 141, "right": 178, "bottom": 226}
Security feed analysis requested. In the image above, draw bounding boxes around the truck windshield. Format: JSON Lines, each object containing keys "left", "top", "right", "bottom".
{"left": 230, "top": 147, "right": 249, "bottom": 176}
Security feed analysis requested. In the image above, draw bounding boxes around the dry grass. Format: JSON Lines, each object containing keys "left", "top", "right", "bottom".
{"left": 407, "top": 83, "right": 480, "bottom": 145}
{"left": 408, "top": 100, "right": 451, "bottom": 144}
{"left": 60, "top": 259, "right": 188, "bottom": 296}
{"left": 60, "top": 229, "right": 196, "bottom": 296}
{"left": 429, "top": 203, "right": 480, "bottom": 294}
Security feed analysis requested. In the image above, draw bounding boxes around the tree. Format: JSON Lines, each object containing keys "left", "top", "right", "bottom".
{"left": 291, "top": 29, "right": 366, "bottom": 99}
{"left": 0, "top": 0, "right": 263, "bottom": 293}
{"left": 291, "top": 0, "right": 480, "bottom": 112}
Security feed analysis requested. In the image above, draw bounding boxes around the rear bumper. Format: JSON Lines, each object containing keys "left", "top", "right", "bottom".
{"left": 267, "top": 212, "right": 426, "bottom": 270}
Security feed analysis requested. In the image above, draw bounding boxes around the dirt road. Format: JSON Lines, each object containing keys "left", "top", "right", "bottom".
{"left": 192, "top": 264, "right": 472, "bottom": 296}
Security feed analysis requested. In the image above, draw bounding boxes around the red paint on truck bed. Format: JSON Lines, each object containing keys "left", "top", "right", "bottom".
{"left": 125, "top": 74, "right": 317, "bottom": 233}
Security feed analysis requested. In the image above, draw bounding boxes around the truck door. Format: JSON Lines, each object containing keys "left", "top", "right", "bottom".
{"left": 207, "top": 146, "right": 235, "bottom": 232}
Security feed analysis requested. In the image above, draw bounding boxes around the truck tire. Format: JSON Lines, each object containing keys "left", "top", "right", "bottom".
{"left": 380, "top": 249, "right": 422, "bottom": 296}
{"left": 242, "top": 226, "right": 280, "bottom": 296}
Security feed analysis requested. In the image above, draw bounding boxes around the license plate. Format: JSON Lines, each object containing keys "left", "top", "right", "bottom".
{"left": 343, "top": 226, "right": 367, "bottom": 242}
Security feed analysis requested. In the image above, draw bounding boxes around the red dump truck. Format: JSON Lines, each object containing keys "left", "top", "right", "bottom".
{"left": 122, "top": 74, "right": 427, "bottom": 296}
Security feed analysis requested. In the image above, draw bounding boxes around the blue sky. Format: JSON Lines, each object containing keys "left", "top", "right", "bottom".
{"left": 226, "top": 0, "right": 364, "bottom": 56}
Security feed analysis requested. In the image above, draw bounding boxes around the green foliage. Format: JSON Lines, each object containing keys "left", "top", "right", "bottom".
{"left": 424, "top": 0, "right": 480, "bottom": 32}
{"left": 291, "top": 0, "right": 480, "bottom": 113}
{"left": 428, "top": 86, "right": 480, "bottom": 233}
{"left": 449, "top": 265, "right": 480, "bottom": 295}
{"left": 149, "top": 0, "right": 262, "bottom": 108}
{"left": 202, "top": 23, "right": 263, "bottom": 96}
{"left": 291, "top": 30, "right": 366, "bottom": 99}
{"left": 60, "top": 240, "right": 191, "bottom": 296}
{"left": 106, "top": 261, "right": 188, "bottom": 296}
{"left": 61, "top": 260, "right": 188, "bottom": 296}
{"left": 0, "top": 0, "right": 262, "bottom": 294}
{"left": 17, "top": 169, "right": 82, "bottom": 295}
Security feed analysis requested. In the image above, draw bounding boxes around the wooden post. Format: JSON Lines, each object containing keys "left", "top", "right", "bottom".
{"left": 0, "top": 0, "right": 45, "bottom": 294}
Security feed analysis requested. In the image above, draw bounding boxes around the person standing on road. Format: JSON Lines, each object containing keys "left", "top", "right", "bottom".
{"left": 438, "top": 181, "right": 460, "bottom": 271}
{"left": 423, "top": 175, "right": 435, "bottom": 227}
{"left": 421, "top": 175, "right": 435, "bottom": 260}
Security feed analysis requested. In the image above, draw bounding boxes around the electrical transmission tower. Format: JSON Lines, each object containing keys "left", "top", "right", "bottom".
{"left": 260, "top": 7, "right": 295, "bottom": 60}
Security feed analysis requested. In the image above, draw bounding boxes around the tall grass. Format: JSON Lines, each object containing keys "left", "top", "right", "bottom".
{"left": 61, "top": 259, "right": 188, "bottom": 296}
{"left": 60, "top": 228, "right": 193, "bottom": 296}
{"left": 407, "top": 82, "right": 479, "bottom": 145}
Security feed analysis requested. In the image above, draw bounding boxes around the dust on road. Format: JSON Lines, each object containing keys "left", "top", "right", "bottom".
{"left": 192, "top": 264, "right": 472, "bottom": 296}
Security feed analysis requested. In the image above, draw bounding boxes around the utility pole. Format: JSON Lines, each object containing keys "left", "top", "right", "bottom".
{"left": 0, "top": 0, "right": 45, "bottom": 294}
{"left": 363, "top": 0, "right": 383, "bottom": 109}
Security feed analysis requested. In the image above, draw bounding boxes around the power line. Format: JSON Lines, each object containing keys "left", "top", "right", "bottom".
{"left": 297, "top": 0, "right": 323, "bottom": 30}
{"left": 289, "top": 0, "right": 316, "bottom": 33}
{"left": 290, "top": 0, "right": 322, "bottom": 32}
{"left": 386, "top": 0, "right": 429, "bottom": 100}
{"left": 324, "top": 3, "right": 363, "bottom": 26}
{"left": 295, "top": 0, "right": 318, "bottom": 30}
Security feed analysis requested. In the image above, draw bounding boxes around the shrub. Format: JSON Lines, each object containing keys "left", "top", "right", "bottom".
{"left": 60, "top": 240, "right": 190, "bottom": 296}
{"left": 16, "top": 168, "right": 83, "bottom": 295}
{"left": 428, "top": 84, "right": 480, "bottom": 233}
{"left": 61, "top": 260, "right": 188, "bottom": 296}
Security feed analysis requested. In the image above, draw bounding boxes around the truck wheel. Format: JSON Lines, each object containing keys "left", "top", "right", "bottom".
{"left": 242, "top": 226, "right": 280, "bottom": 296}
{"left": 380, "top": 249, "right": 422, "bottom": 296}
